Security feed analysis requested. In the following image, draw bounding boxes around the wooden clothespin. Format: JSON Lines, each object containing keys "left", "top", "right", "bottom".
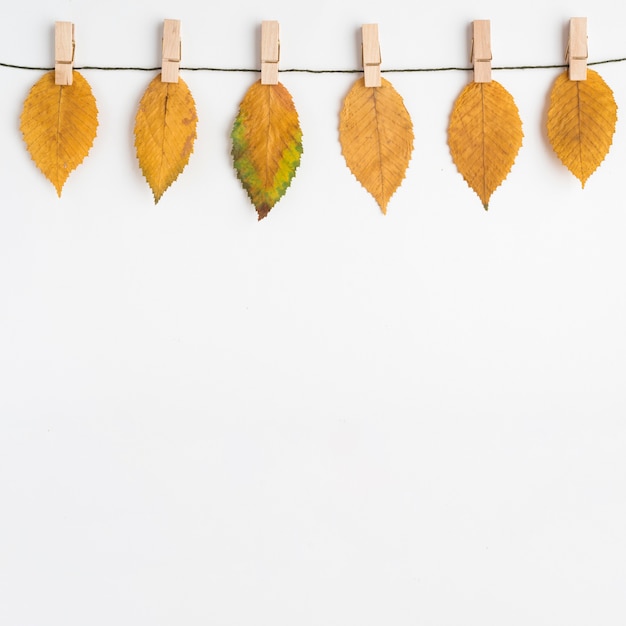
{"left": 55, "top": 21, "right": 74, "bottom": 86}
{"left": 162, "top": 19, "right": 181, "bottom": 83}
{"left": 261, "top": 21, "right": 280, "bottom": 85}
{"left": 567, "top": 17, "right": 588, "bottom": 81}
{"left": 362, "top": 24, "right": 381, "bottom": 87}
{"left": 471, "top": 20, "right": 491, "bottom": 83}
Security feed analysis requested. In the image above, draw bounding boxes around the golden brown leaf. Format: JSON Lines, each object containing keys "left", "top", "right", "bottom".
{"left": 339, "top": 77, "right": 414, "bottom": 214}
{"left": 448, "top": 81, "right": 523, "bottom": 209}
{"left": 232, "top": 80, "right": 303, "bottom": 220}
{"left": 134, "top": 74, "right": 198, "bottom": 203}
{"left": 546, "top": 69, "right": 617, "bottom": 187}
{"left": 20, "top": 70, "right": 98, "bottom": 196}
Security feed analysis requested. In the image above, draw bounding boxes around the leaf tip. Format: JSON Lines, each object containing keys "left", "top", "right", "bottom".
{"left": 256, "top": 204, "right": 271, "bottom": 220}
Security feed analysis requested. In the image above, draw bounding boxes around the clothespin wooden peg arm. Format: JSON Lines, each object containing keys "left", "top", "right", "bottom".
{"left": 261, "top": 21, "right": 280, "bottom": 85}
{"left": 55, "top": 21, "right": 74, "bottom": 86}
{"left": 471, "top": 20, "right": 491, "bottom": 83}
{"left": 162, "top": 19, "right": 181, "bottom": 83}
{"left": 567, "top": 17, "right": 587, "bottom": 81}
{"left": 362, "top": 24, "right": 381, "bottom": 87}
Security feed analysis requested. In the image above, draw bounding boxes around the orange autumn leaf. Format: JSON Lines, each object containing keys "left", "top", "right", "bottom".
{"left": 448, "top": 81, "right": 523, "bottom": 210}
{"left": 339, "top": 77, "right": 414, "bottom": 214}
{"left": 232, "top": 80, "right": 303, "bottom": 220}
{"left": 546, "top": 69, "right": 617, "bottom": 187}
{"left": 134, "top": 74, "right": 198, "bottom": 203}
{"left": 20, "top": 70, "right": 98, "bottom": 196}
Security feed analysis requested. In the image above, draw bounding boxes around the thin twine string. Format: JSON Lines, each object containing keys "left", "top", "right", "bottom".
{"left": 1, "top": 57, "right": 626, "bottom": 73}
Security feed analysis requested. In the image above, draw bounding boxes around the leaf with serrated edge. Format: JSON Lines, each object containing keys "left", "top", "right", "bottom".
{"left": 20, "top": 70, "right": 98, "bottom": 196}
{"left": 134, "top": 74, "right": 198, "bottom": 203}
{"left": 232, "top": 80, "right": 303, "bottom": 220}
{"left": 339, "top": 77, "right": 414, "bottom": 214}
{"left": 546, "top": 69, "right": 617, "bottom": 187}
{"left": 448, "top": 81, "right": 523, "bottom": 210}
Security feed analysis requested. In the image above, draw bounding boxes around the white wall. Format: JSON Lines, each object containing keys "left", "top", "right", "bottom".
{"left": 1, "top": 0, "right": 625, "bottom": 624}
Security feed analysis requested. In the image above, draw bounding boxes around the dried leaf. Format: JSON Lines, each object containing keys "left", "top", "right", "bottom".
{"left": 134, "top": 74, "right": 198, "bottom": 203}
{"left": 339, "top": 77, "right": 414, "bottom": 214}
{"left": 448, "top": 81, "right": 523, "bottom": 209}
{"left": 232, "top": 80, "right": 303, "bottom": 220}
{"left": 546, "top": 69, "right": 617, "bottom": 187}
{"left": 20, "top": 70, "right": 98, "bottom": 196}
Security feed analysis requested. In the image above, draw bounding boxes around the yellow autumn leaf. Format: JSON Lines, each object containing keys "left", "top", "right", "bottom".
{"left": 546, "top": 69, "right": 617, "bottom": 187}
{"left": 20, "top": 70, "right": 98, "bottom": 196}
{"left": 448, "top": 81, "right": 523, "bottom": 209}
{"left": 134, "top": 74, "right": 198, "bottom": 203}
{"left": 232, "top": 80, "right": 303, "bottom": 220}
{"left": 339, "top": 77, "right": 414, "bottom": 214}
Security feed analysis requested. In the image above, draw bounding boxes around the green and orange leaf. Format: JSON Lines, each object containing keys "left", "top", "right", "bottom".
{"left": 232, "top": 80, "right": 303, "bottom": 220}
{"left": 339, "top": 77, "right": 414, "bottom": 214}
{"left": 546, "top": 69, "right": 617, "bottom": 187}
{"left": 448, "top": 81, "right": 523, "bottom": 209}
{"left": 20, "top": 70, "right": 98, "bottom": 196}
{"left": 134, "top": 74, "right": 198, "bottom": 203}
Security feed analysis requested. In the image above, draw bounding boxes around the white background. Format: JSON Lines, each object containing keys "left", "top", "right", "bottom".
{"left": 1, "top": 0, "right": 625, "bottom": 624}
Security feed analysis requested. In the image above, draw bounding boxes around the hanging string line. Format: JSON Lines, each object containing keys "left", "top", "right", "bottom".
{"left": 1, "top": 57, "right": 626, "bottom": 73}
